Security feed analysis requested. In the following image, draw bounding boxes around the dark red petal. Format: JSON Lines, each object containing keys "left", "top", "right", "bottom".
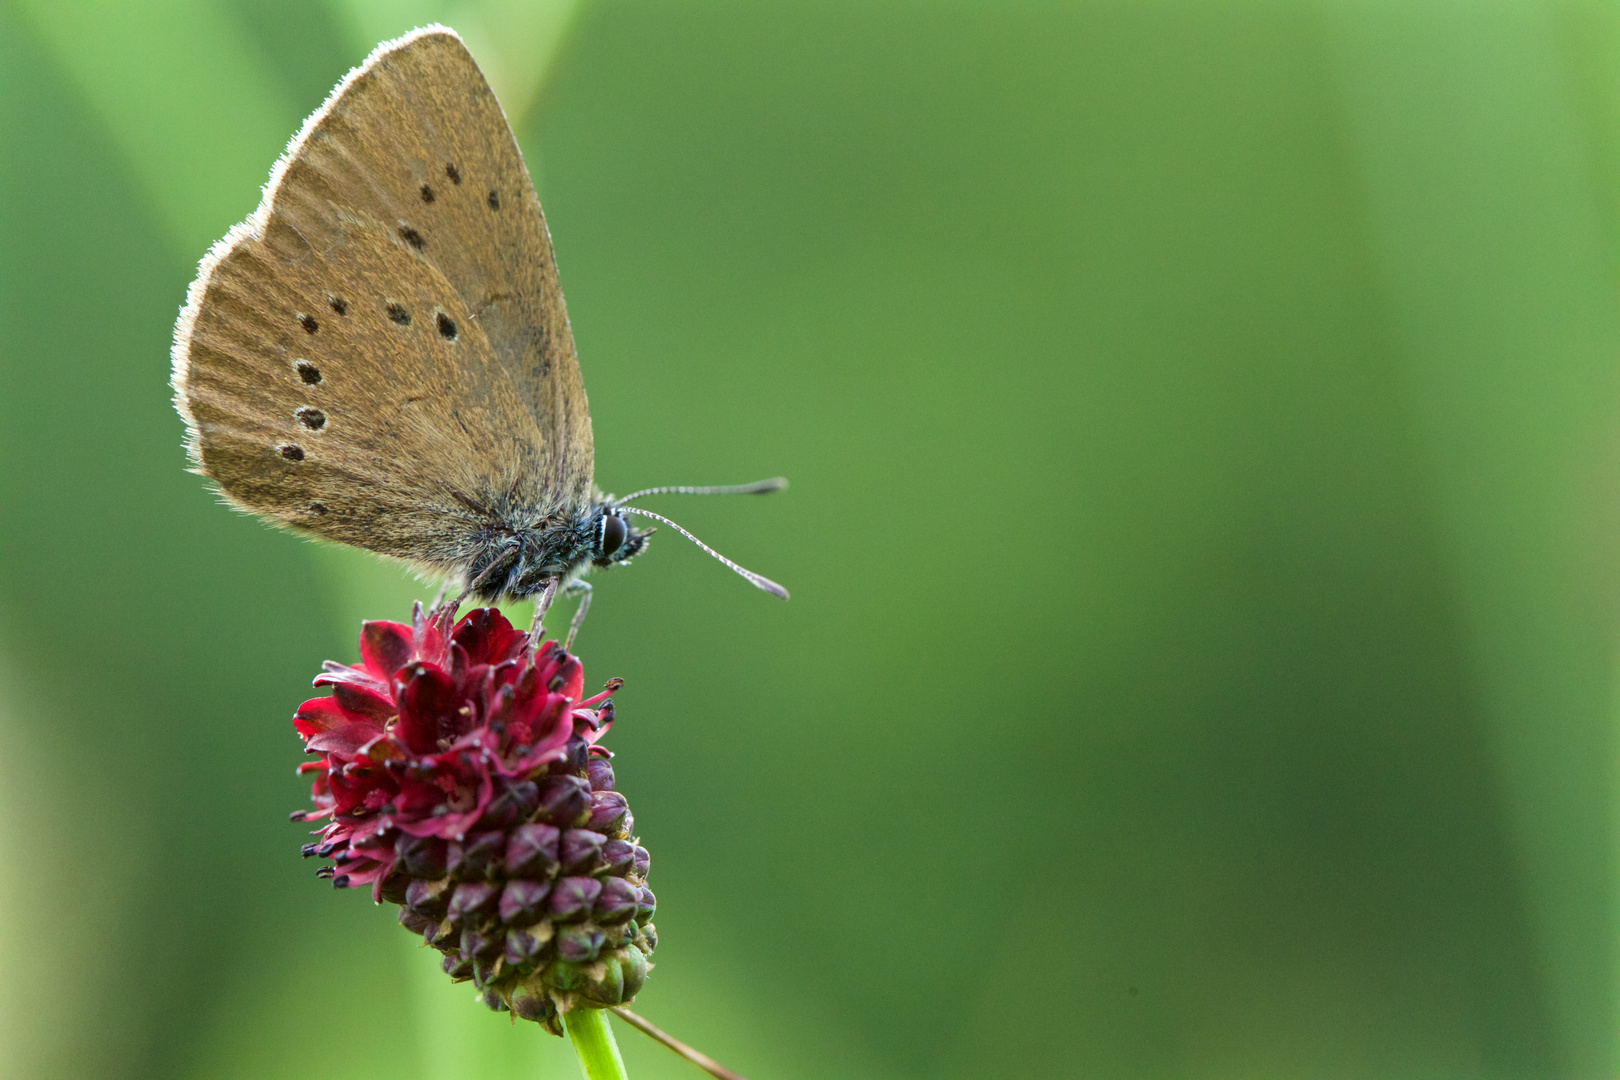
{"left": 324, "top": 774, "right": 373, "bottom": 817}
{"left": 315, "top": 660, "right": 388, "bottom": 695}
{"left": 410, "top": 603, "right": 446, "bottom": 664}
{"left": 331, "top": 681, "right": 395, "bottom": 723}
{"left": 305, "top": 721, "right": 386, "bottom": 757}
{"left": 453, "top": 608, "right": 525, "bottom": 666}
{"left": 393, "top": 662, "right": 457, "bottom": 755}
{"left": 445, "top": 642, "right": 475, "bottom": 691}
{"left": 346, "top": 837, "right": 395, "bottom": 864}
{"left": 335, "top": 858, "right": 387, "bottom": 889}
{"left": 553, "top": 655, "right": 585, "bottom": 701}
{"left": 359, "top": 621, "right": 414, "bottom": 679}
{"left": 361, "top": 736, "right": 405, "bottom": 764}
{"left": 400, "top": 762, "right": 493, "bottom": 842}
{"left": 292, "top": 696, "right": 355, "bottom": 733}
{"left": 500, "top": 664, "right": 545, "bottom": 726}
{"left": 507, "top": 695, "right": 575, "bottom": 770}
{"left": 294, "top": 698, "right": 385, "bottom": 755}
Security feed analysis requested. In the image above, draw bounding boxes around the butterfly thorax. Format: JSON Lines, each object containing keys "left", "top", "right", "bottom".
{"left": 462, "top": 499, "right": 648, "bottom": 601}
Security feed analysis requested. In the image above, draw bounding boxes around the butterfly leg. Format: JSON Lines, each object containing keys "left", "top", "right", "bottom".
{"left": 527, "top": 576, "right": 560, "bottom": 645}
{"left": 455, "top": 545, "right": 515, "bottom": 613}
{"left": 563, "top": 580, "right": 593, "bottom": 652}
{"left": 428, "top": 580, "right": 455, "bottom": 627}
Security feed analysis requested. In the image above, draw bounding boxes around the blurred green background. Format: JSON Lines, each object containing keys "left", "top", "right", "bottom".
{"left": 3, "top": 1, "right": 1619, "bottom": 1077}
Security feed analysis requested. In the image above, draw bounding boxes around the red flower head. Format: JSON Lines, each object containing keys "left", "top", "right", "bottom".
{"left": 293, "top": 605, "right": 654, "bottom": 1032}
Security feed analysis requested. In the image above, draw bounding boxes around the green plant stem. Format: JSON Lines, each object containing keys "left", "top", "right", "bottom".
{"left": 566, "top": 1007, "right": 629, "bottom": 1080}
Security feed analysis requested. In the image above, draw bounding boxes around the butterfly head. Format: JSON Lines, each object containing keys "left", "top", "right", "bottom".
{"left": 590, "top": 507, "right": 651, "bottom": 568}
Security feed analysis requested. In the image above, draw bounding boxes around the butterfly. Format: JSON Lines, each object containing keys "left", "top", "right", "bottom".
{"left": 171, "top": 26, "right": 786, "bottom": 641}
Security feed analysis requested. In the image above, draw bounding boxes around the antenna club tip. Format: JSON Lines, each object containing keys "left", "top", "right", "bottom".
{"left": 761, "top": 476, "right": 788, "bottom": 492}
{"left": 746, "top": 574, "right": 790, "bottom": 600}
{"left": 746, "top": 572, "right": 790, "bottom": 599}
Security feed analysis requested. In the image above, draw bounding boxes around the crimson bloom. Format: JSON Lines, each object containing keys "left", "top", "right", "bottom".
{"left": 292, "top": 604, "right": 654, "bottom": 1032}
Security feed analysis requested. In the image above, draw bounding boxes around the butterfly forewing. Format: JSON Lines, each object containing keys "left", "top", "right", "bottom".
{"left": 172, "top": 27, "right": 593, "bottom": 567}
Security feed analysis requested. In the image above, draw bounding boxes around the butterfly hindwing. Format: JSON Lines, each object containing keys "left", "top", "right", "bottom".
{"left": 172, "top": 27, "right": 594, "bottom": 567}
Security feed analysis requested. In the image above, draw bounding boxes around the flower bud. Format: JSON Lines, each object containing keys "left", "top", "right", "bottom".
{"left": 499, "top": 879, "right": 550, "bottom": 924}
{"left": 584, "top": 791, "right": 630, "bottom": 837}
{"left": 549, "top": 876, "right": 602, "bottom": 922}
{"left": 394, "top": 834, "right": 447, "bottom": 879}
{"left": 448, "top": 881, "right": 499, "bottom": 925}
{"left": 586, "top": 757, "right": 615, "bottom": 792}
{"left": 537, "top": 775, "right": 590, "bottom": 826}
{"left": 556, "top": 925, "right": 607, "bottom": 962}
{"left": 447, "top": 831, "right": 505, "bottom": 880}
{"left": 560, "top": 829, "right": 607, "bottom": 874}
{"left": 506, "top": 823, "right": 560, "bottom": 878}
{"left": 595, "top": 877, "right": 640, "bottom": 923}
{"left": 601, "top": 838, "right": 637, "bottom": 876}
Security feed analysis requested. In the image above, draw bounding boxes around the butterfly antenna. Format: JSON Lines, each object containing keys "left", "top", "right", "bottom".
{"left": 613, "top": 477, "right": 786, "bottom": 504}
{"left": 617, "top": 505, "right": 789, "bottom": 599}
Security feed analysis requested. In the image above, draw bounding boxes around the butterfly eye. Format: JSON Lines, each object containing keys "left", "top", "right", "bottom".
{"left": 598, "top": 513, "right": 628, "bottom": 558}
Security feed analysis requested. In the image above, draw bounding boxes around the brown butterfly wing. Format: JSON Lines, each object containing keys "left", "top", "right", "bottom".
{"left": 172, "top": 26, "right": 592, "bottom": 568}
